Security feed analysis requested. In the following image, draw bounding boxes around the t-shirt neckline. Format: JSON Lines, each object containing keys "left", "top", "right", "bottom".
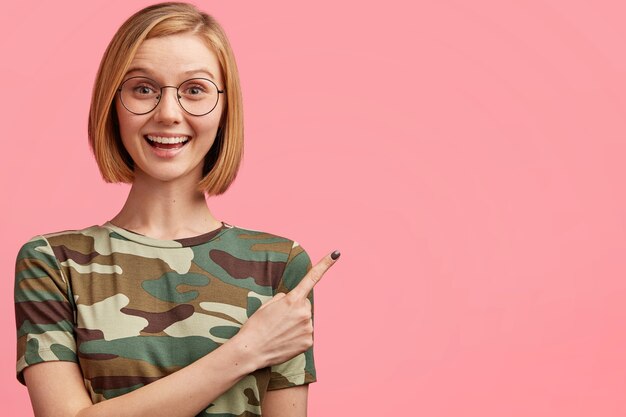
{"left": 102, "top": 221, "right": 232, "bottom": 248}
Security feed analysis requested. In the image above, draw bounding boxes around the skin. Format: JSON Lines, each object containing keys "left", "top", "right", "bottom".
{"left": 24, "top": 33, "right": 338, "bottom": 417}
{"left": 112, "top": 33, "right": 224, "bottom": 239}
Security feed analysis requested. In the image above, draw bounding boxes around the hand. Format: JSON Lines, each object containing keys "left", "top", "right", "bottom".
{"left": 232, "top": 251, "right": 340, "bottom": 369}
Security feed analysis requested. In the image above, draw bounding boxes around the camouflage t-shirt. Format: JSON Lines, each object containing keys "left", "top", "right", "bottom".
{"left": 15, "top": 222, "right": 315, "bottom": 416}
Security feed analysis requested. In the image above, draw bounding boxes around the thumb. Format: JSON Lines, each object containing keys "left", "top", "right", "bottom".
{"left": 256, "top": 292, "right": 287, "bottom": 312}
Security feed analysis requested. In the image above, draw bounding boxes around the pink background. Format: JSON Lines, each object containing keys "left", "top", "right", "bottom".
{"left": 2, "top": 0, "right": 626, "bottom": 415}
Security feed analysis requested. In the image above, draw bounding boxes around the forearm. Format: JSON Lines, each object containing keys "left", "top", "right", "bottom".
{"left": 79, "top": 337, "right": 258, "bottom": 417}
{"left": 27, "top": 336, "right": 259, "bottom": 417}
{"left": 262, "top": 385, "right": 309, "bottom": 417}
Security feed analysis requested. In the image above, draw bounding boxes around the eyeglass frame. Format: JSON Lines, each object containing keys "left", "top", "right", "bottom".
{"left": 117, "top": 76, "right": 225, "bottom": 117}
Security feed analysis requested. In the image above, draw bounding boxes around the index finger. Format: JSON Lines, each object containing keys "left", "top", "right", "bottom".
{"left": 288, "top": 250, "right": 340, "bottom": 300}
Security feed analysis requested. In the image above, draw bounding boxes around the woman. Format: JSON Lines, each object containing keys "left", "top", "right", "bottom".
{"left": 14, "top": 3, "right": 339, "bottom": 416}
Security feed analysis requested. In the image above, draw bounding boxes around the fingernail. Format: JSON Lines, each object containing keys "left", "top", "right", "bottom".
{"left": 331, "top": 250, "right": 341, "bottom": 260}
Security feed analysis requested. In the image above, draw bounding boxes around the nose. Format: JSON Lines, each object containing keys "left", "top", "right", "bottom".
{"left": 153, "top": 86, "right": 183, "bottom": 124}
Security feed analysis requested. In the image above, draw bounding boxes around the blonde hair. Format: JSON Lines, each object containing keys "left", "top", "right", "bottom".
{"left": 88, "top": 2, "right": 243, "bottom": 195}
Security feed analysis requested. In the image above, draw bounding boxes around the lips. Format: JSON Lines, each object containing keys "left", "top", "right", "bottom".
{"left": 144, "top": 134, "right": 190, "bottom": 149}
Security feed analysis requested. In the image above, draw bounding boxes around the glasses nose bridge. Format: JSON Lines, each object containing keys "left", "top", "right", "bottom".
{"left": 158, "top": 84, "right": 181, "bottom": 99}
{"left": 155, "top": 84, "right": 183, "bottom": 115}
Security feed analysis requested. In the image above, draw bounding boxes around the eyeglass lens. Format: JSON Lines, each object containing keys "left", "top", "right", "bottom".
{"left": 119, "top": 77, "right": 221, "bottom": 116}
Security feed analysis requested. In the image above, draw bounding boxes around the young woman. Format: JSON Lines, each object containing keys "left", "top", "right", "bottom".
{"left": 14, "top": 3, "right": 339, "bottom": 416}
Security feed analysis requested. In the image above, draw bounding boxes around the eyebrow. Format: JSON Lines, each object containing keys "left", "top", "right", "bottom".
{"left": 124, "top": 67, "right": 216, "bottom": 80}
{"left": 183, "top": 68, "right": 216, "bottom": 79}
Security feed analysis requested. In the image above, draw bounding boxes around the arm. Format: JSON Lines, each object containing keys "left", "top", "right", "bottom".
{"left": 259, "top": 246, "right": 318, "bottom": 417}
{"left": 20, "top": 247, "right": 338, "bottom": 417}
{"left": 24, "top": 335, "right": 258, "bottom": 417}
{"left": 263, "top": 386, "right": 309, "bottom": 417}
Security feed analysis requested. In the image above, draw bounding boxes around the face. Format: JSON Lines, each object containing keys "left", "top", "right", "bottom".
{"left": 115, "top": 33, "right": 225, "bottom": 186}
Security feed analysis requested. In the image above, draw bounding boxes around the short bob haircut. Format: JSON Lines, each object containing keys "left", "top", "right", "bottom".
{"left": 88, "top": 2, "right": 243, "bottom": 195}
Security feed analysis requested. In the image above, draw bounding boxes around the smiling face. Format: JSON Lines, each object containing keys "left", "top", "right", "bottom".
{"left": 115, "top": 32, "right": 225, "bottom": 186}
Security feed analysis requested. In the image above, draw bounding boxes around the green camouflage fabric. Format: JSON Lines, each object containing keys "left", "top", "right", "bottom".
{"left": 15, "top": 222, "right": 315, "bottom": 416}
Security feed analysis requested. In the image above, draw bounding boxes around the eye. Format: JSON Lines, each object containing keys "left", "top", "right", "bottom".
{"left": 179, "top": 79, "right": 216, "bottom": 101}
{"left": 121, "top": 77, "right": 160, "bottom": 99}
{"left": 135, "top": 84, "right": 157, "bottom": 95}
{"left": 183, "top": 84, "right": 207, "bottom": 96}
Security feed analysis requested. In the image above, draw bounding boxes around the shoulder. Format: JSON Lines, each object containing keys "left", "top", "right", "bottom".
{"left": 41, "top": 224, "right": 111, "bottom": 242}
{"left": 223, "top": 224, "right": 296, "bottom": 243}
{"left": 222, "top": 225, "right": 313, "bottom": 290}
{"left": 14, "top": 226, "right": 107, "bottom": 302}
{"left": 222, "top": 224, "right": 308, "bottom": 258}
{"left": 17, "top": 225, "right": 111, "bottom": 259}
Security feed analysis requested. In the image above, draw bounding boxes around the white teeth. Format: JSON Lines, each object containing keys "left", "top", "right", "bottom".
{"left": 146, "top": 135, "right": 190, "bottom": 144}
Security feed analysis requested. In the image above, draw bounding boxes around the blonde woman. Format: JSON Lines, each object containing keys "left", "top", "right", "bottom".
{"left": 15, "top": 3, "right": 339, "bottom": 416}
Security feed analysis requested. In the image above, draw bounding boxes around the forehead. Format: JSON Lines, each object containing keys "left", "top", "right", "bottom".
{"left": 127, "top": 33, "right": 223, "bottom": 83}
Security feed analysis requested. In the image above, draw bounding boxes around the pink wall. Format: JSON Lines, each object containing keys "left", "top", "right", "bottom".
{"left": 2, "top": 0, "right": 626, "bottom": 415}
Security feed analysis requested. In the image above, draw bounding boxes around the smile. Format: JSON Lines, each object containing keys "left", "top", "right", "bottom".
{"left": 144, "top": 135, "right": 190, "bottom": 149}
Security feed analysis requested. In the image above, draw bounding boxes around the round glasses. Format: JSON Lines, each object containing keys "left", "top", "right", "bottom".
{"left": 118, "top": 76, "right": 225, "bottom": 116}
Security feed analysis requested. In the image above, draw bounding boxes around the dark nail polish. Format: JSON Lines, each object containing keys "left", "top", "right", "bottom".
{"left": 331, "top": 250, "right": 341, "bottom": 260}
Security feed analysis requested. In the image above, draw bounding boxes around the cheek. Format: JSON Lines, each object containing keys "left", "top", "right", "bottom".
{"left": 196, "top": 109, "right": 223, "bottom": 138}
{"left": 115, "top": 100, "right": 129, "bottom": 138}
{"left": 115, "top": 100, "right": 141, "bottom": 145}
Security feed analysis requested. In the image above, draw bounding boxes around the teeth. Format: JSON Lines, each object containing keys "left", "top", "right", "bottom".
{"left": 146, "top": 135, "right": 190, "bottom": 144}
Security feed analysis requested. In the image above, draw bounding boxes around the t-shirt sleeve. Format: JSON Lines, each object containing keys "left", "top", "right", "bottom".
{"left": 268, "top": 242, "right": 317, "bottom": 390}
{"left": 15, "top": 236, "right": 77, "bottom": 384}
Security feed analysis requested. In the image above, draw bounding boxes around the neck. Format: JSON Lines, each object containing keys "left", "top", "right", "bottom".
{"left": 111, "top": 172, "right": 221, "bottom": 240}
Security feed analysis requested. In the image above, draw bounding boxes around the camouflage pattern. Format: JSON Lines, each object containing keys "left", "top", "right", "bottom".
{"left": 15, "top": 222, "right": 315, "bottom": 416}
